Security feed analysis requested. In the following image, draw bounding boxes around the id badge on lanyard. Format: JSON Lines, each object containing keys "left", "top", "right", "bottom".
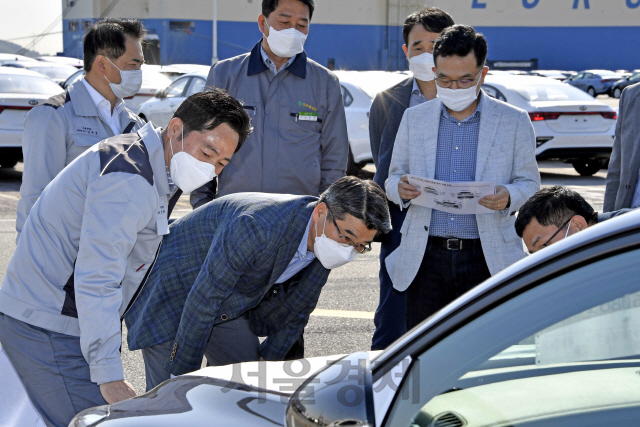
{"left": 156, "top": 194, "right": 170, "bottom": 236}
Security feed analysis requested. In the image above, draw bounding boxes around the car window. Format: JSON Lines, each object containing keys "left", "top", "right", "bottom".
{"left": 63, "top": 70, "right": 84, "bottom": 88}
{"left": 164, "top": 77, "right": 189, "bottom": 98}
{"left": 387, "top": 247, "right": 640, "bottom": 427}
{"left": 631, "top": 73, "right": 640, "bottom": 81}
{"left": 0, "top": 74, "right": 63, "bottom": 95}
{"left": 341, "top": 85, "right": 354, "bottom": 107}
{"left": 574, "top": 73, "right": 584, "bottom": 80}
{"left": 185, "top": 77, "right": 205, "bottom": 97}
{"left": 27, "top": 66, "right": 76, "bottom": 80}
{"left": 481, "top": 84, "right": 507, "bottom": 102}
{"left": 585, "top": 73, "right": 594, "bottom": 79}
{"left": 513, "top": 84, "right": 594, "bottom": 102}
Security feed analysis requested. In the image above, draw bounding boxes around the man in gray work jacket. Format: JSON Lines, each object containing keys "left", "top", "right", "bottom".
{"left": 0, "top": 91, "right": 251, "bottom": 427}
{"left": 190, "top": 0, "right": 349, "bottom": 208}
{"left": 16, "top": 19, "right": 147, "bottom": 241}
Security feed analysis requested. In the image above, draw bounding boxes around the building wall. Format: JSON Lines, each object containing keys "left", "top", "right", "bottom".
{"left": 61, "top": 0, "right": 640, "bottom": 71}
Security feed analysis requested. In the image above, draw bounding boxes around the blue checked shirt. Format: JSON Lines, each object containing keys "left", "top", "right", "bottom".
{"left": 429, "top": 94, "right": 484, "bottom": 239}
{"left": 275, "top": 216, "right": 315, "bottom": 283}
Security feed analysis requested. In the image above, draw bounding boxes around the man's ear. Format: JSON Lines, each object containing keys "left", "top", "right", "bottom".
{"left": 402, "top": 45, "right": 408, "bottom": 58}
{"left": 571, "top": 215, "right": 589, "bottom": 232}
{"left": 166, "top": 117, "right": 183, "bottom": 140}
{"left": 258, "top": 14, "right": 268, "bottom": 35}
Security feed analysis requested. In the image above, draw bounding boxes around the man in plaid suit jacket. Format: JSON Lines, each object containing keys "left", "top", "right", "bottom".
{"left": 125, "top": 177, "right": 391, "bottom": 391}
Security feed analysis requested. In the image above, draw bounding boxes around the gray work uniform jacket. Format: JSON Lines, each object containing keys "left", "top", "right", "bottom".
{"left": 191, "top": 41, "right": 348, "bottom": 208}
{"left": 0, "top": 122, "right": 171, "bottom": 385}
{"left": 16, "top": 80, "right": 145, "bottom": 240}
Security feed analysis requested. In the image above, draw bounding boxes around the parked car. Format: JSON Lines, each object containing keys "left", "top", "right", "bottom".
{"left": 36, "top": 55, "right": 83, "bottom": 69}
{"left": 138, "top": 72, "right": 207, "bottom": 126}
{"left": 565, "top": 70, "right": 622, "bottom": 97}
{"left": 170, "top": 64, "right": 212, "bottom": 75}
{"left": 332, "top": 70, "right": 410, "bottom": 175}
{"left": 0, "top": 53, "right": 33, "bottom": 65}
{"left": 142, "top": 64, "right": 188, "bottom": 81}
{"left": 0, "top": 67, "right": 64, "bottom": 168}
{"left": 1, "top": 61, "right": 78, "bottom": 85}
{"left": 610, "top": 71, "right": 640, "bottom": 99}
{"left": 71, "top": 210, "right": 640, "bottom": 427}
{"left": 527, "top": 70, "right": 568, "bottom": 81}
{"left": 62, "top": 69, "right": 172, "bottom": 113}
{"left": 482, "top": 75, "right": 616, "bottom": 176}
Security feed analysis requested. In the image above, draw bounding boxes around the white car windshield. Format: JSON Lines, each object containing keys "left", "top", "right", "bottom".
{"left": 28, "top": 66, "right": 76, "bottom": 80}
{"left": 0, "top": 75, "right": 63, "bottom": 95}
{"left": 513, "top": 84, "right": 594, "bottom": 102}
{"left": 143, "top": 71, "right": 172, "bottom": 88}
{"left": 353, "top": 73, "right": 410, "bottom": 99}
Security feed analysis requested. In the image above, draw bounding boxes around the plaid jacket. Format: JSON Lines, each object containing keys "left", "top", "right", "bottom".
{"left": 125, "top": 193, "right": 330, "bottom": 376}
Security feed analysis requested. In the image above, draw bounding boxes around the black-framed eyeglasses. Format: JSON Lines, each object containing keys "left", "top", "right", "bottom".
{"left": 539, "top": 218, "right": 571, "bottom": 249}
{"left": 435, "top": 69, "right": 483, "bottom": 89}
{"left": 326, "top": 208, "right": 372, "bottom": 254}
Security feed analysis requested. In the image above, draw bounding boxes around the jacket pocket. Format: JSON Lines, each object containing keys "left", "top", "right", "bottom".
{"left": 502, "top": 219, "right": 520, "bottom": 243}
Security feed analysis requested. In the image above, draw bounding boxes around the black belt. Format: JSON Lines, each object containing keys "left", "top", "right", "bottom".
{"left": 429, "top": 236, "right": 481, "bottom": 251}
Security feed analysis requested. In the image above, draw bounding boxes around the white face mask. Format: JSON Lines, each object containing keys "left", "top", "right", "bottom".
{"left": 169, "top": 126, "right": 217, "bottom": 193}
{"left": 104, "top": 57, "right": 143, "bottom": 99}
{"left": 265, "top": 22, "right": 307, "bottom": 58}
{"left": 408, "top": 52, "right": 435, "bottom": 82}
{"left": 436, "top": 69, "right": 483, "bottom": 112}
{"left": 313, "top": 214, "right": 357, "bottom": 270}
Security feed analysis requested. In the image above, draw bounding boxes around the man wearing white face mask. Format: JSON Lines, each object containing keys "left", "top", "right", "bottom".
{"left": 16, "top": 19, "right": 147, "bottom": 242}
{"left": 192, "top": 0, "right": 349, "bottom": 208}
{"left": 385, "top": 25, "right": 540, "bottom": 330}
{"left": 369, "top": 7, "right": 454, "bottom": 351}
{"left": 0, "top": 90, "right": 251, "bottom": 427}
{"left": 125, "top": 177, "right": 391, "bottom": 391}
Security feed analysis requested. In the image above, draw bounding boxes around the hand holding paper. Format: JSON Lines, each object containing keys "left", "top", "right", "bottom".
{"left": 479, "top": 185, "right": 511, "bottom": 211}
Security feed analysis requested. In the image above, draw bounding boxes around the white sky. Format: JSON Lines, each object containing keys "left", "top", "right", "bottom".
{"left": 0, "top": 1, "right": 63, "bottom": 55}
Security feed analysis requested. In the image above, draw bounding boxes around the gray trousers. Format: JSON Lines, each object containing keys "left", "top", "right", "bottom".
{"left": 142, "top": 315, "right": 260, "bottom": 392}
{"left": 0, "top": 313, "right": 107, "bottom": 427}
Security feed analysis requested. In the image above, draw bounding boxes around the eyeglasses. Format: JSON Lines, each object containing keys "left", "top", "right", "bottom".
{"left": 539, "top": 218, "right": 572, "bottom": 249}
{"left": 326, "top": 208, "right": 372, "bottom": 254}
{"left": 435, "top": 69, "right": 482, "bottom": 89}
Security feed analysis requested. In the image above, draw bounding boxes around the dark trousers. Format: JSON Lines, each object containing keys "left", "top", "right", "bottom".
{"left": 371, "top": 204, "right": 407, "bottom": 350}
{"left": 406, "top": 239, "right": 491, "bottom": 330}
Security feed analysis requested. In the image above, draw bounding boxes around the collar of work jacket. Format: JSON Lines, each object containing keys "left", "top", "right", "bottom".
{"left": 67, "top": 79, "right": 139, "bottom": 133}
{"left": 136, "top": 122, "right": 172, "bottom": 197}
{"left": 247, "top": 40, "right": 308, "bottom": 79}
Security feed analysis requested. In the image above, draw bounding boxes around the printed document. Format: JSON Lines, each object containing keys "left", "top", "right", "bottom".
{"left": 406, "top": 175, "right": 495, "bottom": 215}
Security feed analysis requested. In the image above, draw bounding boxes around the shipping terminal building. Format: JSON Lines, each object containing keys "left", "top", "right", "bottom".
{"left": 62, "top": 0, "right": 640, "bottom": 72}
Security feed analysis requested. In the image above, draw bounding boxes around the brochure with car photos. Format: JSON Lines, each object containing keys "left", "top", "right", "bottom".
{"left": 406, "top": 175, "right": 495, "bottom": 215}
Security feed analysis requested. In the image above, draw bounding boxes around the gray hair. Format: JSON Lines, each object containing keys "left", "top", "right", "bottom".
{"left": 319, "top": 176, "right": 392, "bottom": 236}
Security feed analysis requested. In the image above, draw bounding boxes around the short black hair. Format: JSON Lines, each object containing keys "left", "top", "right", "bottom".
{"left": 515, "top": 186, "right": 597, "bottom": 238}
{"left": 172, "top": 89, "right": 253, "bottom": 153}
{"left": 319, "top": 177, "right": 392, "bottom": 237}
{"left": 262, "top": 0, "right": 314, "bottom": 20}
{"left": 433, "top": 24, "right": 488, "bottom": 69}
{"left": 402, "top": 7, "right": 455, "bottom": 46}
{"left": 83, "top": 19, "right": 146, "bottom": 72}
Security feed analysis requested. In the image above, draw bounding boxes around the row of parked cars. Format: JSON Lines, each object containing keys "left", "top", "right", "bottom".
{"left": 491, "top": 68, "right": 640, "bottom": 99}
{"left": 0, "top": 54, "right": 627, "bottom": 176}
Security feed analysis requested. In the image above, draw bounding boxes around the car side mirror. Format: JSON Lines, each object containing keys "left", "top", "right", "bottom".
{"left": 155, "top": 90, "right": 165, "bottom": 98}
{"left": 286, "top": 352, "right": 375, "bottom": 427}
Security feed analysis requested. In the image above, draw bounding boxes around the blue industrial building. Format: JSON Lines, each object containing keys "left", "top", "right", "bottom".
{"left": 61, "top": 0, "right": 640, "bottom": 72}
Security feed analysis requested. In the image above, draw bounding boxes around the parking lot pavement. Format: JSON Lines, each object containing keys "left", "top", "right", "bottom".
{"left": 0, "top": 160, "right": 610, "bottom": 394}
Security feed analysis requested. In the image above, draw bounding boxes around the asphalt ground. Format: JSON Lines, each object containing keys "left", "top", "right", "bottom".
{"left": 0, "top": 94, "right": 617, "bottom": 393}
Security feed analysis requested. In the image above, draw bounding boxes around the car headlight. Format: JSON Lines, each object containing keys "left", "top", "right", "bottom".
{"left": 68, "top": 405, "right": 109, "bottom": 427}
